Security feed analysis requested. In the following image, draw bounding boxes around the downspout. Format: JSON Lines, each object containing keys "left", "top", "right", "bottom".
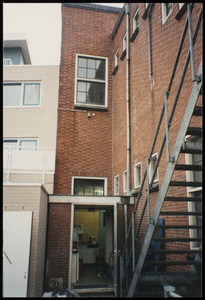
{"left": 147, "top": 4, "right": 154, "bottom": 87}
{"left": 125, "top": 3, "right": 131, "bottom": 195}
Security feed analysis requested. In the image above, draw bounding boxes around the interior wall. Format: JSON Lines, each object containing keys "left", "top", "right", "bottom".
{"left": 74, "top": 210, "right": 99, "bottom": 243}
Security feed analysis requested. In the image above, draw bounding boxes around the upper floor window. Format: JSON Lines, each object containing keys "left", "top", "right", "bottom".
{"left": 162, "top": 3, "right": 173, "bottom": 24}
{"left": 123, "top": 33, "right": 127, "bottom": 52}
{"left": 115, "top": 49, "right": 119, "bottom": 68}
{"left": 149, "top": 153, "right": 159, "bottom": 183}
{"left": 75, "top": 54, "right": 108, "bottom": 108}
{"left": 134, "top": 162, "right": 142, "bottom": 188}
{"left": 114, "top": 175, "right": 119, "bottom": 195}
{"left": 123, "top": 170, "right": 128, "bottom": 193}
{"left": 3, "top": 82, "right": 41, "bottom": 107}
{"left": 133, "top": 9, "right": 139, "bottom": 33}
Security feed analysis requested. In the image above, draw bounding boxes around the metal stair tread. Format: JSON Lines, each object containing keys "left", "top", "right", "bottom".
{"left": 174, "top": 164, "right": 202, "bottom": 171}
{"left": 164, "top": 196, "right": 201, "bottom": 202}
{"left": 152, "top": 237, "right": 201, "bottom": 242}
{"left": 193, "top": 106, "right": 202, "bottom": 116}
{"left": 186, "top": 127, "right": 203, "bottom": 136}
{"left": 147, "top": 249, "right": 201, "bottom": 255}
{"left": 143, "top": 260, "right": 200, "bottom": 266}
{"left": 160, "top": 210, "right": 201, "bottom": 215}
{"left": 169, "top": 180, "right": 202, "bottom": 186}
{"left": 155, "top": 224, "right": 201, "bottom": 229}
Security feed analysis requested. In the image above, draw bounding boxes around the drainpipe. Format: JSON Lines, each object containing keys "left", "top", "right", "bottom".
{"left": 125, "top": 3, "right": 131, "bottom": 195}
{"left": 147, "top": 4, "right": 154, "bottom": 87}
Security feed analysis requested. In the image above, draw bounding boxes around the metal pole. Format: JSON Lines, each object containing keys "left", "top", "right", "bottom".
{"left": 164, "top": 91, "right": 170, "bottom": 161}
{"left": 187, "top": 4, "right": 195, "bottom": 81}
{"left": 147, "top": 158, "right": 150, "bottom": 224}
{"left": 124, "top": 204, "right": 129, "bottom": 293}
{"left": 132, "top": 211, "right": 135, "bottom": 272}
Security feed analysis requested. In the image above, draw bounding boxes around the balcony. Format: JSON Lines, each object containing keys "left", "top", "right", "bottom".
{"left": 3, "top": 146, "right": 56, "bottom": 187}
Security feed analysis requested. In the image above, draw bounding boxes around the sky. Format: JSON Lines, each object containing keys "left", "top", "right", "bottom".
{"left": 3, "top": 3, "right": 124, "bottom": 66}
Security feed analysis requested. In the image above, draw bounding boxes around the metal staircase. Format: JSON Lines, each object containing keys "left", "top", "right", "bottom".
{"left": 120, "top": 4, "right": 202, "bottom": 298}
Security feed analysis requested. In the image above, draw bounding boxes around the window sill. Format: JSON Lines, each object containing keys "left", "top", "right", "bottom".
{"left": 120, "top": 49, "right": 126, "bottom": 61}
{"left": 112, "top": 65, "right": 118, "bottom": 76}
{"left": 130, "top": 27, "right": 139, "bottom": 43}
{"left": 74, "top": 104, "right": 108, "bottom": 111}
{"left": 175, "top": 4, "right": 187, "bottom": 21}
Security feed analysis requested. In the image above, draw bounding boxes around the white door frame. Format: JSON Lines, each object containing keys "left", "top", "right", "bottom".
{"left": 66, "top": 196, "right": 121, "bottom": 289}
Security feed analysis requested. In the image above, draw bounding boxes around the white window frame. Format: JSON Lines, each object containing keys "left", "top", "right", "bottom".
{"left": 74, "top": 53, "right": 108, "bottom": 109}
{"left": 185, "top": 136, "right": 202, "bottom": 250}
{"left": 179, "top": 3, "right": 185, "bottom": 10}
{"left": 3, "top": 81, "right": 41, "bottom": 108}
{"left": 114, "top": 49, "right": 119, "bottom": 68}
{"left": 71, "top": 176, "right": 107, "bottom": 196}
{"left": 134, "top": 162, "right": 142, "bottom": 189}
{"left": 161, "top": 3, "right": 173, "bottom": 24}
{"left": 133, "top": 8, "right": 139, "bottom": 33}
{"left": 123, "top": 170, "right": 128, "bottom": 193}
{"left": 114, "top": 175, "right": 119, "bottom": 195}
{"left": 123, "top": 33, "right": 127, "bottom": 52}
{"left": 149, "top": 153, "right": 159, "bottom": 184}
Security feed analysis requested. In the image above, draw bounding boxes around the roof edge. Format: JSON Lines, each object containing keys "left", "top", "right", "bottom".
{"left": 62, "top": 3, "right": 121, "bottom": 14}
{"left": 111, "top": 4, "right": 126, "bottom": 39}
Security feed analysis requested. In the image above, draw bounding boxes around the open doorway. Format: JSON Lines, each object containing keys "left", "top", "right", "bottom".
{"left": 72, "top": 205, "right": 114, "bottom": 288}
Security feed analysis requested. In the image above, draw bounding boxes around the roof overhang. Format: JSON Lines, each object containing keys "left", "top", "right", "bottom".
{"left": 3, "top": 33, "right": 32, "bottom": 64}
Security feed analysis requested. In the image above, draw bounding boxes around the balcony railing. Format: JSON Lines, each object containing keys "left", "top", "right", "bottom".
{"left": 3, "top": 59, "right": 13, "bottom": 66}
{"left": 3, "top": 145, "right": 56, "bottom": 183}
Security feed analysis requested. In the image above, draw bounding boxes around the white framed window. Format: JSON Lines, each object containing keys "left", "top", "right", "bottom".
{"left": 114, "top": 175, "right": 119, "bottom": 195}
{"left": 133, "top": 8, "right": 139, "bottom": 33}
{"left": 149, "top": 153, "right": 159, "bottom": 183}
{"left": 75, "top": 54, "right": 108, "bottom": 108}
{"left": 72, "top": 176, "right": 107, "bottom": 196}
{"left": 3, "top": 82, "right": 41, "bottom": 107}
{"left": 123, "top": 170, "right": 128, "bottom": 193}
{"left": 185, "top": 136, "right": 202, "bottom": 249}
{"left": 115, "top": 49, "right": 119, "bottom": 68}
{"left": 161, "top": 3, "right": 173, "bottom": 24}
{"left": 134, "top": 162, "right": 142, "bottom": 188}
{"left": 145, "top": 3, "right": 149, "bottom": 9}
{"left": 123, "top": 33, "right": 127, "bottom": 52}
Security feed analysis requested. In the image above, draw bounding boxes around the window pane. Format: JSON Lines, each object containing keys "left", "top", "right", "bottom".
{"left": 20, "top": 140, "right": 37, "bottom": 151}
{"left": 3, "top": 83, "right": 22, "bottom": 106}
{"left": 94, "top": 186, "right": 103, "bottom": 196}
{"left": 88, "top": 59, "right": 95, "bottom": 68}
{"left": 3, "top": 140, "right": 18, "bottom": 151}
{"left": 77, "top": 82, "right": 87, "bottom": 92}
{"left": 87, "top": 68, "right": 96, "bottom": 79}
{"left": 77, "top": 92, "right": 86, "bottom": 103}
{"left": 75, "top": 185, "right": 84, "bottom": 195}
{"left": 78, "top": 67, "right": 86, "bottom": 78}
{"left": 78, "top": 57, "right": 86, "bottom": 67}
{"left": 84, "top": 185, "right": 93, "bottom": 196}
{"left": 23, "top": 84, "right": 40, "bottom": 105}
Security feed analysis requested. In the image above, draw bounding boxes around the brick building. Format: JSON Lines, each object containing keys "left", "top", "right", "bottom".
{"left": 45, "top": 3, "right": 202, "bottom": 297}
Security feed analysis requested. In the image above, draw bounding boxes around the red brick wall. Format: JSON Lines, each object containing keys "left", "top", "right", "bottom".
{"left": 45, "top": 203, "right": 71, "bottom": 290}
{"left": 54, "top": 5, "right": 120, "bottom": 195}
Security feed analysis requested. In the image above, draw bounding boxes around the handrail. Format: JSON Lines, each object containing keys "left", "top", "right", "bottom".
{"left": 120, "top": 4, "right": 203, "bottom": 286}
